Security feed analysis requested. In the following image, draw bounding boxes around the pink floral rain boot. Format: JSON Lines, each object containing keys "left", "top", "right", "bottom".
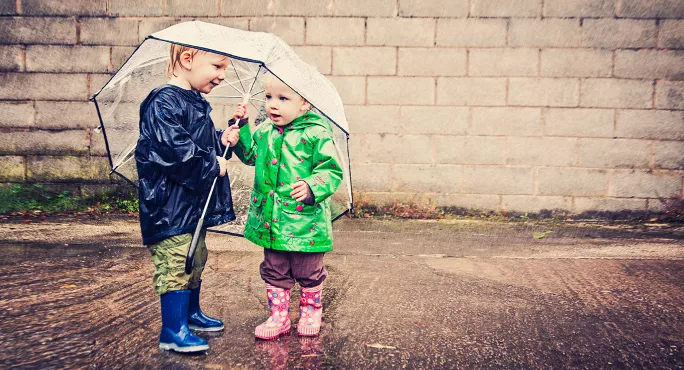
{"left": 297, "top": 285, "right": 323, "bottom": 336}
{"left": 255, "top": 284, "right": 291, "bottom": 340}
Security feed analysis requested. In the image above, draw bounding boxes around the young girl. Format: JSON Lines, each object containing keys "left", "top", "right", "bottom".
{"left": 229, "top": 75, "right": 343, "bottom": 339}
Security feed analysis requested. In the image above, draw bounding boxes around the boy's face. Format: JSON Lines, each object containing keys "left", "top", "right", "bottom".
{"left": 265, "top": 77, "right": 310, "bottom": 126}
{"left": 185, "top": 51, "right": 229, "bottom": 93}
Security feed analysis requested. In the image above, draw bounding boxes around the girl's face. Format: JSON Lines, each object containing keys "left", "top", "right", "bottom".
{"left": 264, "top": 78, "right": 310, "bottom": 126}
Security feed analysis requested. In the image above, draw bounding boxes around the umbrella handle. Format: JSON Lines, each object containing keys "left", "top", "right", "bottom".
{"left": 185, "top": 94, "right": 251, "bottom": 274}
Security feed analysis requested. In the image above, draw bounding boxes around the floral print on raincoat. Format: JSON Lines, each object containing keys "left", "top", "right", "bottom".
{"left": 233, "top": 111, "right": 343, "bottom": 252}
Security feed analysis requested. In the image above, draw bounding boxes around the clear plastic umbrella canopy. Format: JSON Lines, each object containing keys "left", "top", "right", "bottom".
{"left": 91, "top": 21, "right": 352, "bottom": 235}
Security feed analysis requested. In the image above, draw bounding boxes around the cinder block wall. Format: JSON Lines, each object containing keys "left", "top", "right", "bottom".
{"left": 0, "top": 0, "right": 683, "bottom": 215}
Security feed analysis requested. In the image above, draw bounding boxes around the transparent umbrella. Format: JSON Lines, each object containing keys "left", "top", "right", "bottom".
{"left": 90, "top": 21, "right": 353, "bottom": 238}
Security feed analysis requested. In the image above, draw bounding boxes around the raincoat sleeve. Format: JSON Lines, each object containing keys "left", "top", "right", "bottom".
{"left": 232, "top": 120, "right": 258, "bottom": 166}
{"left": 301, "top": 132, "right": 343, "bottom": 204}
{"left": 141, "top": 99, "right": 219, "bottom": 192}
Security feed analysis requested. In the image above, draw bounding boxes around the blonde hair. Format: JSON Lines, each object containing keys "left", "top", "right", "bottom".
{"left": 167, "top": 44, "right": 200, "bottom": 77}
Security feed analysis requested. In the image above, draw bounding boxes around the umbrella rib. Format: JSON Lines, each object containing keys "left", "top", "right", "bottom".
{"left": 251, "top": 89, "right": 265, "bottom": 97}
{"left": 230, "top": 59, "right": 246, "bottom": 92}
{"left": 247, "top": 65, "right": 262, "bottom": 94}
{"left": 219, "top": 79, "right": 245, "bottom": 95}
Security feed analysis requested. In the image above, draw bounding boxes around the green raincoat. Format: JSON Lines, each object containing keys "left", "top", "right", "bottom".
{"left": 233, "top": 111, "right": 343, "bottom": 252}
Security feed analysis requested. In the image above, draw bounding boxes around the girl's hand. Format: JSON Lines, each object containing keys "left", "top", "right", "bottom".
{"left": 233, "top": 103, "right": 248, "bottom": 121}
{"left": 290, "top": 181, "right": 314, "bottom": 205}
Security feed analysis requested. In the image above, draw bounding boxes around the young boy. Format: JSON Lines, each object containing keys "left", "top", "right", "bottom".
{"left": 135, "top": 44, "right": 240, "bottom": 353}
{"left": 228, "top": 75, "right": 343, "bottom": 339}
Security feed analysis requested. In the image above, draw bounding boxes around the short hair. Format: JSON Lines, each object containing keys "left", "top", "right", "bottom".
{"left": 167, "top": 44, "right": 200, "bottom": 77}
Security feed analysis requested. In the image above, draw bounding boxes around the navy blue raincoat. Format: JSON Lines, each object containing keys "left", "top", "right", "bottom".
{"left": 135, "top": 84, "right": 236, "bottom": 245}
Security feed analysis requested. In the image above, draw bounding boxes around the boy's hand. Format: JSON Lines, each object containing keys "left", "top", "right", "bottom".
{"left": 221, "top": 126, "right": 240, "bottom": 147}
{"left": 290, "top": 181, "right": 314, "bottom": 205}
{"left": 232, "top": 103, "right": 248, "bottom": 121}
{"left": 216, "top": 156, "right": 227, "bottom": 177}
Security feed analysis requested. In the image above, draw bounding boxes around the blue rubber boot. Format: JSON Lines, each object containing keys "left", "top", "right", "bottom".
{"left": 188, "top": 280, "right": 225, "bottom": 332}
{"left": 159, "top": 290, "right": 209, "bottom": 353}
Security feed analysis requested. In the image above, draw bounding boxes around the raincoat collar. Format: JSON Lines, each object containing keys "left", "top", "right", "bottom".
{"left": 271, "top": 111, "right": 331, "bottom": 133}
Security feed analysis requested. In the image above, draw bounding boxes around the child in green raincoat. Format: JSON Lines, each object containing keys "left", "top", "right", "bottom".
{"left": 229, "top": 75, "right": 343, "bottom": 339}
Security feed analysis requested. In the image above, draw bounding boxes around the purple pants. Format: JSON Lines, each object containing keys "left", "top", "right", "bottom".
{"left": 260, "top": 249, "right": 327, "bottom": 289}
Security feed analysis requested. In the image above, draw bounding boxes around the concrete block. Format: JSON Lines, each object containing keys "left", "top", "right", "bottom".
{"left": 393, "top": 164, "right": 462, "bottom": 193}
{"left": 165, "top": 0, "right": 218, "bottom": 16}
{"left": 0, "top": 130, "right": 89, "bottom": 155}
{"left": 541, "top": 49, "right": 612, "bottom": 78}
{"left": 616, "top": 110, "right": 684, "bottom": 140}
{"left": 502, "top": 195, "right": 571, "bottom": 213}
{"left": 110, "top": 0, "right": 163, "bottom": 16}
{"left": 508, "top": 137, "right": 576, "bottom": 166}
{"left": 543, "top": 0, "right": 614, "bottom": 17}
{"left": 436, "top": 19, "right": 507, "bottom": 47}
{"left": 334, "top": 0, "right": 396, "bottom": 16}
{"left": 573, "top": 197, "right": 647, "bottom": 213}
{"left": 616, "top": 0, "right": 684, "bottom": 18}
{"left": 27, "top": 155, "right": 111, "bottom": 182}
{"left": 348, "top": 135, "right": 365, "bottom": 165}
{"left": 35, "top": 101, "right": 99, "bottom": 129}
{"left": 538, "top": 167, "right": 608, "bottom": 196}
{"left": 659, "top": 20, "right": 684, "bottom": 49}
{"left": 654, "top": 141, "right": 684, "bottom": 170}
{"left": 345, "top": 105, "right": 401, "bottom": 134}
{"left": 270, "top": 0, "right": 332, "bottom": 16}
{"left": 469, "top": 48, "right": 538, "bottom": 77}
{"left": 509, "top": 78, "right": 580, "bottom": 107}
{"left": 579, "top": 138, "right": 651, "bottom": 169}
{"left": 364, "top": 134, "right": 433, "bottom": 164}
{"left": 220, "top": 0, "right": 273, "bottom": 16}
{"left": 437, "top": 77, "right": 506, "bottom": 106}
{"left": 581, "top": 79, "right": 653, "bottom": 109}
{"left": 332, "top": 47, "right": 396, "bottom": 76}
{"left": 400, "top": 106, "right": 468, "bottom": 135}
{"left": 327, "top": 76, "right": 365, "bottom": 105}
{"left": 89, "top": 74, "right": 114, "bottom": 98}
{"left": 509, "top": 19, "right": 580, "bottom": 47}
{"left": 471, "top": 107, "right": 542, "bottom": 136}
{"left": 0, "top": 73, "right": 88, "bottom": 101}
{"left": 0, "top": 46, "right": 22, "bottom": 72}
{"left": 462, "top": 166, "right": 533, "bottom": 195}
{"left": 250, "top": 17, "right": 305, "bottom": 45}
{"left": 471, "top": 0, "right": 541, "bottom": 17}
{"left": 582, "top": 19, "right": 656, "bottom": 48}
{"left": 80, "top": 18, "right": 139, "bottom": 46}
{"left": 615, "top": 50, "right": 684, "bottom": 79}
{"left": 434, "top": 136, "right": 506, "bottom": 165}
{"left": 611, "top": 170, "right": 682, "bottom": 198}
{"left": 398, "top": 48, "right": 466, "bottom": 77}
{"left": 0, "top": 156, "right": 25, "bottom": 182}
{"left": 351, "top": 163, "right": 393, "bottom": 192}
{"left": 367, "top": 18, "right": 434, "bottom": 47}
{"left": 0, "top": 101, "right": 35, "bottom": 127}
{"left": 190, "top": 17, "right": 248, "bottom": 30}
{"left": 656, "top": 81, "right": 684, "bottom": 110}
{"left": 544, "top": 108, "right": 614, "bottom": 138}
{"left": 306, "top": 18, "right": 364, "bottom": 46}
{"left": 22, "top": 0, "right": 107, "bottom": 15}
{"left": 26, "top": 45, "right": 110, "bottom": 73}
{"left": 368, "top": 77, "right": 434, "bottom": 105}
{"left": 431, "top": 194, "right": 500, "bottom": 211}
{"left": 0, "top": 0, "right": 16, "bottom": 15}
{"left": 0, "top": 17, "right": 76, "bottom": 45}
{"left": 399, "top": 0, "right": 468, "bottom": 17}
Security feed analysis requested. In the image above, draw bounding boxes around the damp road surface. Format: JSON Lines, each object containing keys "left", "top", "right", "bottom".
{"left": 1, "top": 216, "right": 682, "bottom": 369}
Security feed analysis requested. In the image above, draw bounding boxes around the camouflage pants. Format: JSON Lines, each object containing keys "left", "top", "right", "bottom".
{"left": 147, "top": 230, "right": 208, "bottom": 295}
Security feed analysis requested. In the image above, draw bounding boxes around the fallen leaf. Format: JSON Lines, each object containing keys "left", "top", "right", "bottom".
{"left": 366, "top": 343, "right": 396, "bottom": 350}
{"left": 62, "top": 284, "right": 77, "bottom": 289}
{"left": 533, "top": 231, "right": 552, "bottom": 239}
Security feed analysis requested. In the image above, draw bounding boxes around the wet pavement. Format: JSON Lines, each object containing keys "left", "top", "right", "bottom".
{"left": 0, "top": 216, "right": 683, "bottom": 369}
